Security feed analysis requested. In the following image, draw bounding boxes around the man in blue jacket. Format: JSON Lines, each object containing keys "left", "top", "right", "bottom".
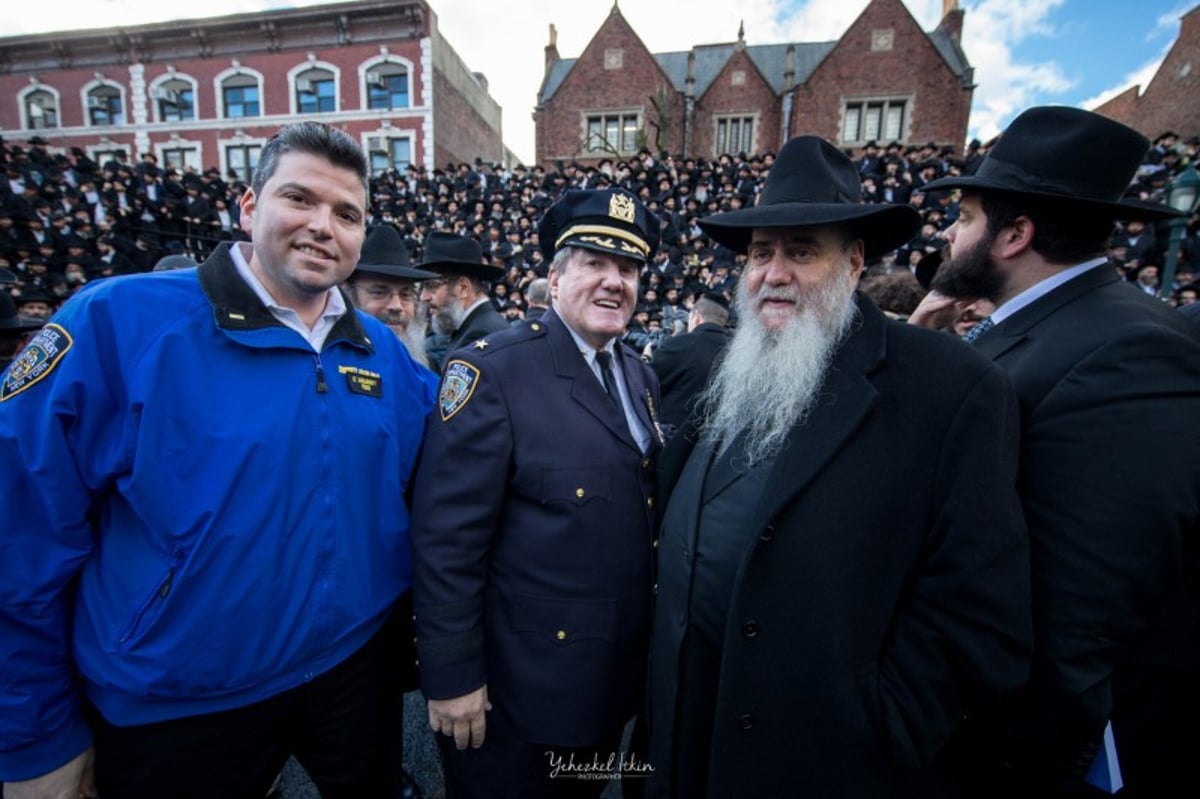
{"left": 0, "top": 122, "right": 437, "bottom": 798}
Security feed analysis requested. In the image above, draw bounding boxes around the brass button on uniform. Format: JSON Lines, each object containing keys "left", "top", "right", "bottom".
{"left": 646, "top": 497, "right": 655, "bottom": 509}
{"left": 556, "top": 630, "right": 567, "bottom": 641}
{"left": 575, "top": 487, "right": 585, "bottom": 498}
{"left": 742, "top": 621, "right": 760, "bottom": 638}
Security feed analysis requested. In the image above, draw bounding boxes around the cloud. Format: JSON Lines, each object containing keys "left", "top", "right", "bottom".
{"left": 1079, "top": 51, "right": 1169, "bottom": 110}
{"left": 958, "top": 0, "right": 1072, "bottom": 142}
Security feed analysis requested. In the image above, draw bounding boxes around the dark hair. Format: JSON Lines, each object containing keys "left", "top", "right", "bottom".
{"left": 251, "top": 122, "right": 369, "bottom": 198}
{"left": 979, "top": 192, "right": 1115, "bottom": 265}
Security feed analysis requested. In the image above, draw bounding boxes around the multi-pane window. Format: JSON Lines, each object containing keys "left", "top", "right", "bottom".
{"left": 585, "top": 113, "right": 639, "bottom": 154}
{"left": 87, "top": 86, "right": 124, "bottom": 126}
{"left": 154, "top": 82, "right": 195, "bottom": 122}
{"left": 25, "top": 90, "right": 58, "bottom": 129}
{"left": 715, "top": 115, "right": 754, "bottom": 155}
{"left": 296, "top": 69, "right": 336, "bottom": 114}
{"left": 162, "top": 147, "right": 202, "bottom": 172}
{"left": 841, "top": 99, "right": 907, "bottom": 145}
{"left": 222, "top": 76, "right": 260, "bottom": 119}
{"left": 367, "top": 136, "right": 412, "bottom": 177}
{"left": 226, "top": 144, "right": 262, "bottom": 183}
{"left": 366, "top": 67, "right": 410, "bottom": 110}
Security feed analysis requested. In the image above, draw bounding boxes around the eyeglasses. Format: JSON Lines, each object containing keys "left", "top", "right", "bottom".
{"left": 419, "top": 279, "right": 449, "bottom": 291}
{"left": 362, "top": 286, "right": 417, "bottom": 301}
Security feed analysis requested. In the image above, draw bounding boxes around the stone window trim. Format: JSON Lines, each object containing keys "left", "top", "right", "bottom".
{"left": 214, "top": 65, "right": 266, "bottom": 120}
{"left": 582, "top": 109, "right": 642, "bottom": 155}
{"left": 359, "top": 54, "right": 415, "bottom": 112}
{"left": 714, "top": 113, "right": 758, "bottom": 157}
{"left": 81, "top": 79, "right": 126, "bottom": 128}
{"left": 840, "top": 96, "right": 911, "bottom": 146}
{"left": 287, "top": 59, "right": 341, "bottom": 116}
{"left": 147, "top": 72, "right": 200, "bottom": 123}
{"left": 19, "top": 84, "right": 61, "bottom": 131}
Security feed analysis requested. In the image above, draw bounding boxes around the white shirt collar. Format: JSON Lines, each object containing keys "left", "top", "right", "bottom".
{"left": 991, "top": 257, "right": 1109, "bottom": 324}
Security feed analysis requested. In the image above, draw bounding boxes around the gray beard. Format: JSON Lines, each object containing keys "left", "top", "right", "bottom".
{"left": 431, "top": 299, "right": 468, "bottom": 336}
{"left": 399, "top": 303, "right": 430, "bottom": 368}
{"left": 699, "top": 266, "right": 859, "bottom": 467}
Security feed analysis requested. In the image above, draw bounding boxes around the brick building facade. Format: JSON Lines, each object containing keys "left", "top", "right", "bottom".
{"left": 1093, "top": 4, "right": 1200, "bottom": 140}
{"left": 0, "top": 0, "right": 504, "bottom": 180}
{"left": 535, "top": 0, "right": 974, "bottom": 166}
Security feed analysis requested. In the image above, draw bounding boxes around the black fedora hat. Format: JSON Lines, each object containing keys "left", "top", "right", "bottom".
{"left": 921, "top": 106, "right": 1178, "bottom": 221}
{"left": 419, "top": 231, "right": 504, "bottom": 280}
{"left": 355, "top": 225, "right": 437, "bottom": 280}
{"left": 0, "top": 292, "right": 44, "bottom": 332}
{"left": 698, "top": 136, "right": 920, "bottom": 258}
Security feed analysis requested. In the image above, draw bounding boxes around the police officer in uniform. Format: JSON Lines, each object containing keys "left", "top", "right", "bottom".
{"left": 410, "top": 188, "right": 665, "bottom": 798}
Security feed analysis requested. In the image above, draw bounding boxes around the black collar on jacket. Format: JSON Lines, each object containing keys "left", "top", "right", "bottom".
{"left": 197, "top": 242, "right": 372, "bottom": 351}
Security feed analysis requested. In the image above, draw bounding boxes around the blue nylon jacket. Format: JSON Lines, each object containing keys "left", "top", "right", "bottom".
{"left": 0, "top": 245, "right": 437, "bottom": 780}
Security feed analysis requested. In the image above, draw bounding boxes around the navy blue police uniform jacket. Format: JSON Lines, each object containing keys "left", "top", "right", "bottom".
{"left": 411, "top": 308, "right": 663, "bottom": 747}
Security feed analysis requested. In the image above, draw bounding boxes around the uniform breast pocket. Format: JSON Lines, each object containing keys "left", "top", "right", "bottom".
{"left": 539, "top": 467, "right": 611, "bottom": 506}
{"left": 510, "top": 593, "right": 617, "bottom": 645}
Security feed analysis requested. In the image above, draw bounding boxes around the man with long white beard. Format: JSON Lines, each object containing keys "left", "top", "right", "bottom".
{"left": 347, "top": 224, "right": 437, "bottom": 369}
{"left": 644, "top": 136, "right": 1033, "bottom": 799}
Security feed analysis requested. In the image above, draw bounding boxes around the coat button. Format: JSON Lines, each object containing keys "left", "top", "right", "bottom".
{"left": 556, "top": 630, "right": 567, "bottom": 640}
{"left": 652, "top": 583, "right": 658, "bottom": 595}
{"left": 759, "top": 524, "right": 775, "bottom": 542}
{"left": 641, "top": 458, "right": 650, "bottom": 469}
{"left": 652, "top": 539, "right": 659, "bottom": 549}
{"left": 738, "top": 714, "right": 755, "bottom": 731}
{"left": 646, "top": 497, "right": 655, "bottom": 509}
{"left": 742, "top": 621, "right": 759, "bottom": 638}
{"left": 576, "top": 487, "right": 585, "bottom": 498}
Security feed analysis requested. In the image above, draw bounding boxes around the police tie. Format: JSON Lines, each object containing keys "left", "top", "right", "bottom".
{"left": 595, "top": 350, "right": 623, "bottom": 412}
{"left": 962, "top": 315, "right": 995, "bottom": 345}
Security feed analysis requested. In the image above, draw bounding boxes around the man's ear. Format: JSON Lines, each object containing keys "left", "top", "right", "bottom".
{"left": 996, "top": 216, "right": 1035, "bottom": 258}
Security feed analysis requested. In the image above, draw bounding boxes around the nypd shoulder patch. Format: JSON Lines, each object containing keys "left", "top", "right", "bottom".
{"left": 439, "top": 359, "right": 480, "bottom": 421}
{"left": 1, "top": 323, "right": 73, "bottom": 402}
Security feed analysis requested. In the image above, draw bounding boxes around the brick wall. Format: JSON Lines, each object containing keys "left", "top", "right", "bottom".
{"left": 536, "top": 8, "right": 681, "bottom": 165}
{"left": 1094, "top": 6, "right": 1200, "bottom": 139}
{"left": 791, "top": 0, "right": 971, "bottom": 152}
{"left": 692, "top": 48, "right": 782, "bottom": 157}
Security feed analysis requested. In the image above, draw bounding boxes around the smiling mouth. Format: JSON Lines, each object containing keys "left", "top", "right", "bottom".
{"left": 594, "top": 299, "right": 622, "bottom": 310}
{"left": 296, "top": 243, "right": 335, "bottom": 260}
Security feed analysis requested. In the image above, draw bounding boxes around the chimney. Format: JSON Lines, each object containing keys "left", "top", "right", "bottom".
{"left": 940, "top": 0, "right": 964, "bottom": 42}
{"left": 685, "top": 50, "right": 696, "bottom": 98}
{"left": 783, "top": 44, "right": 796, "bottom": 92}
{"left": 544, "top": 23, "right": 559, "bottom": 72}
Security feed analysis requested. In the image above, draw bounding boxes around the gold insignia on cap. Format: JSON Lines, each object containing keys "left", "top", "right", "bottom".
{"left": 609, "top": 192, "right": 635, "bottom": 223}
{"left": 579, "top": 235, "right": 617, "bottom": 250}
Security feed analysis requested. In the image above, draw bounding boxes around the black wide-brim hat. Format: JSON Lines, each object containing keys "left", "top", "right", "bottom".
{"left": 355, "top": 225, "right": 437, "bottom": 280}
{"left": 419, "top": 231, "right": 504, "bottom": 280}
{"left": 698, "top": 136, "right": 920, "bottom": 259}
{"left": 0, "top": 292, "right": 44, "bottom": 332}
{"left": 920, "top": 106, "right": 1179, "bottom": 221}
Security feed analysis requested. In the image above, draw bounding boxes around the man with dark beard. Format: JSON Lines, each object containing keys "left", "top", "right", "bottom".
{"left": 917, "top": 106, "right": 1200, "bottom": 798}
{"left": 348, "top": 224, "right": 437, "bottom": 369}
{"left": 644, "top": 136, "right": 1032, "bottom": 798}
{"left": 417, "top": 231, "right": 506, "bottom": 372}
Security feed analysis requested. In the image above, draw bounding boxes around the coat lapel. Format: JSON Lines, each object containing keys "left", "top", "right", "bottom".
{"left": 544, "top": 310, "right": 642, "bottom": 452}
{"left": 748, "top": 295, "right": 885, "bottom": 535}
{"left": 977, "top": 263, "right": 1120, "bottom": 361}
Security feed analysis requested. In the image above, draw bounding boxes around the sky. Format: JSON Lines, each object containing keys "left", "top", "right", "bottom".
{"left": 0, "top": 0, "right": 1193, "bottom": 163}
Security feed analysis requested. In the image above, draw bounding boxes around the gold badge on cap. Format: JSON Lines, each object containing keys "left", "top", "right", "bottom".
{"left": 609, "top": 193, "right": 635, "bottom": 223}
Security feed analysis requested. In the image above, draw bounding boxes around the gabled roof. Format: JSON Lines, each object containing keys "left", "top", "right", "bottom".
{"left": 539, "top": 23, "right": 970, "bottom": 104}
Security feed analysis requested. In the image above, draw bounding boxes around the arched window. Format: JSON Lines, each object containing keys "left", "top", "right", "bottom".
{"left": 23, "top": 88, "right": 59, "bottom": 130}
{"left": 86, "top": 84, "right": 124, "bottom": 127}
{"left": 219, "top": 70, "right": 262, "bottom": 119}
{"left": 150, "top": 75, "right": 197, "bottom": 122}
{"left": 365, "top": 62, "right": 410, "bottom": 111}
{"left": 294, "top": 66, "right": 337, "bottom": 114}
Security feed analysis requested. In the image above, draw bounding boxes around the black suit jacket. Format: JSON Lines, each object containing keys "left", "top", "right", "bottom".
{"left": 967, "top": 264, "right": 1200, "bottom": 792}
{"left": 647, "top": 296, "right": 1031, "bottom": 797}
{"left": 649, "top": 322, "right": 731, "bottom": 428}
{"left": 447, "top": 300, "right": 507, "bottom": 354}
{"left": 412, "top": 310, "right": 663, "bottom": 747}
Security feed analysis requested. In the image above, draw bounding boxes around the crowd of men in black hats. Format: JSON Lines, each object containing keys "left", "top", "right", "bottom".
{"left": 4, "top": 128, "right": 1199, "bottom": 344}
